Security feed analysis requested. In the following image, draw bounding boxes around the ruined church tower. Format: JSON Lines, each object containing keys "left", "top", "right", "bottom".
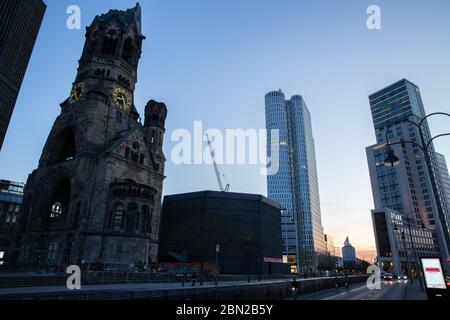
{"left": 12, "top": 4, "right": 167, "bottom": 269}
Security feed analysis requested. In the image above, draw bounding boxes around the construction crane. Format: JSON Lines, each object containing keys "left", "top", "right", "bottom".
{"left": 206, "top": 133, "right": 230, "bottom": 192}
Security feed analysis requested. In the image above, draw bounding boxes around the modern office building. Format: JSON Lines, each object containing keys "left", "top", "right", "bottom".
{"left": 0, "top": 180, "right": 24, "bottom": 268}
{"left": 265, "top": 89, "right": 326, "bottom": 274}
{"left": 372, "top": 208, "right": 439, "bottom": 275}
{"left": 435, "top": 153, "right": 450, "bottom": 230}
{"left": 366, "top": 79, "right": 450, "bottom": 267}
{"left": 342, "top": 237, "right": 356, "bottom": 264}
{"left": 159, "top": 191, "right": 289, "bottom": 275}
{"left": 0, "top": 0, "right": 46, "bottom": 150}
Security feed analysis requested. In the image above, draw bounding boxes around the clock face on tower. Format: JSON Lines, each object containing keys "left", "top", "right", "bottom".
{"left": 69, "top": 82, "right": 85, "bottom": 104}
{"left": 113, "top": 87, "right": 132, "bottom": 111}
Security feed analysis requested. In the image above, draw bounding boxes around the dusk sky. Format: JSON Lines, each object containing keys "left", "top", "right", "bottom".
{"left": 1, "top": 0, "right": 450, "bottom": 261}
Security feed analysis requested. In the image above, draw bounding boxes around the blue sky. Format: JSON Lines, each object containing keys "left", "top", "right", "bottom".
{"left": 1, "top": 0, "right": 450, "bottom": 259}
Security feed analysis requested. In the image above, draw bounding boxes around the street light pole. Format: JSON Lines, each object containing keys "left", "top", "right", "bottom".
{"left": 394, "top": 224, "right": 413, "bottom": 283}
{"left": 383, "top": 113, "right": 450, "bottom": 272}
{"left": 403, "top": 212, "right": 425, "bottom": 292}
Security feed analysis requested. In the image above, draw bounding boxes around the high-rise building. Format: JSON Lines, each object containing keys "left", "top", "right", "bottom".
{"left": 435, "top": 153, "right": 450, "bottom": 230}
{"left": 342, "top": 237, "right": 356, "bottom": 263}
{"left": 265, "top": 89, "right": 325, "bottom": 273}
{"left": 366, "top": 79, "right": 450, "bottom": 267}
{"left": 0, "top": 0, "right": 46, "bottom": 150}
{"left": 10, "top": 4, "right": 167, "bottom": 270}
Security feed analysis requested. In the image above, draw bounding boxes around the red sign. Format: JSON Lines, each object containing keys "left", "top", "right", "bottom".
{"left": 263, "top": 257, "right": 283, "bottom": 263}
{"left": 425, "top": 267, "right": 441, "bottom": 273}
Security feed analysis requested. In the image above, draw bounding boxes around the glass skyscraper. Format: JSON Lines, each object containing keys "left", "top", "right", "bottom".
{"left": 265, "top": 89, "right": 325, "bottom": 273}
{"left": 367, "top": 79, "right": 450, "bottom": 266}
{"left": 0, "top": 0, "right": 46, "bottom": 150}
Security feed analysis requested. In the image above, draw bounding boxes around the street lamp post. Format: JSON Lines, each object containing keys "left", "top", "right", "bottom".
{"left": 393, "top": 224, "right": 413, "bottom": 283}
{"left": 383, "top": 113, "right": 450, "bottom": 272}
{"left": 401, "top": 212, "right": 426, "bottom": 292}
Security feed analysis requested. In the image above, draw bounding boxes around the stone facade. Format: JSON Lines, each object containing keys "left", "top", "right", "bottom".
{"left": 10, "top": 4, "right": 167, "bottom": 270}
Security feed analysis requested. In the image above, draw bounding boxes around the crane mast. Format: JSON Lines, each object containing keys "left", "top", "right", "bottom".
{"left": 206, "top": 133, "right": 230, "bottom": 192}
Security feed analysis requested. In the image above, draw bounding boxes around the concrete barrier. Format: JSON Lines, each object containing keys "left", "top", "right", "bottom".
{"left": 0, "top": 276, "right": 369, "bottom": 300}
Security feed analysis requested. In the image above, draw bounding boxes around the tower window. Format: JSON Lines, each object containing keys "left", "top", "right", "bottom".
{"left": 50, "top": 127, "right": 76, "bottom": 164}
{"left": 122, "top": 38, "right": 134, "bottom": 63}
{"left": 47, "top": 176, "right": 71, "bottom": 223}
{"left": 50, "top": 202, "right": 63, "bottom": 219}
{"left": 102, "top": 35, "right": 118, "bottom": 55}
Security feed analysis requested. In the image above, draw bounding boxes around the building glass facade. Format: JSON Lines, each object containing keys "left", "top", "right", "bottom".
{"left": 367, "top": 79, "right": 450, "bottom": 265}
{"left": 265, "top": 90, "right": 325, "bottom": 273}
{"left": 0, "top": 0, "right": 46, "bottom": 150}
{"left": 436, "top": 153, "right": 450, "bottom": 235}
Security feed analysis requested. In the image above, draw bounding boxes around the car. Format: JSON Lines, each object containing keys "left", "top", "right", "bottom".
{"left": 383, "top": 273, "right": 394, "bottom": 282}
{"left": 446, "top": 276, "right": 450, "bottom": 288}
{"left": 397, "top": 273, "right": 408, "bottom": 281}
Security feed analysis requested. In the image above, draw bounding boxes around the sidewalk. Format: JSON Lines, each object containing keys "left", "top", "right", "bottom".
{"left": 404, "top": 281, "right": 427, "bottom": 300}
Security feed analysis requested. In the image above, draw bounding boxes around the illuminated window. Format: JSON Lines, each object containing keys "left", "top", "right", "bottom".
{"left": 50, "top": 202, "right": 63, "bottom": 218}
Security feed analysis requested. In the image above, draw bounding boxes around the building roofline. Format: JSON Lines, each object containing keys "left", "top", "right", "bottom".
{"left": 368, "top": 78, "right": 419, "bottom": 100}
{"left": 163, "top": 190, "right": 281, "bottom": 209}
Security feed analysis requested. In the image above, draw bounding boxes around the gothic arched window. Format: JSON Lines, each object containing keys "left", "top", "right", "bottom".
{"left": 50, "top": 202, "right": 62, "bottom": 218}
{"left": 51, "top": 127, "right": 76, "bottom": 164}
{"left": 122, "top": 37, "right": 134, "bottom": 63}
{"left": 102, "top": 30, "right": 118, "bottom": 55}
{"left": 47, "top": 176, "right": 71, "bottom": 225}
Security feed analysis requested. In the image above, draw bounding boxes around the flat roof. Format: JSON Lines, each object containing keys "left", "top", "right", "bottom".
{"left": 163, "top": 190, "right": 281, "bottom": 209}
{"left": 368, "top": 78, "right": 418, "bottom": 100}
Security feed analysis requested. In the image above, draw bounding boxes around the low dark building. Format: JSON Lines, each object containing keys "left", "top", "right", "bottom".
{"left": 159, "top": 191, "right": 288, "bottom": 275}
{"left": 0, "top": 180, "right": 24, "bottom": 268}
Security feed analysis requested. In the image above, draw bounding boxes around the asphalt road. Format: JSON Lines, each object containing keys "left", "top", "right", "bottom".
{"left": 294, "top": 280, "right": 412, "bottom": 300}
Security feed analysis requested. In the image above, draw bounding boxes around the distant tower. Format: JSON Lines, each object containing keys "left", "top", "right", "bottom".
{"left": 10, "top": 4, "right": 167, "bottom": 269}
{"left": 0, "top": 0, "right": 46, "bottom": 150}
{"left": 342, "top": 237, "right": 356, "bottom": 263}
